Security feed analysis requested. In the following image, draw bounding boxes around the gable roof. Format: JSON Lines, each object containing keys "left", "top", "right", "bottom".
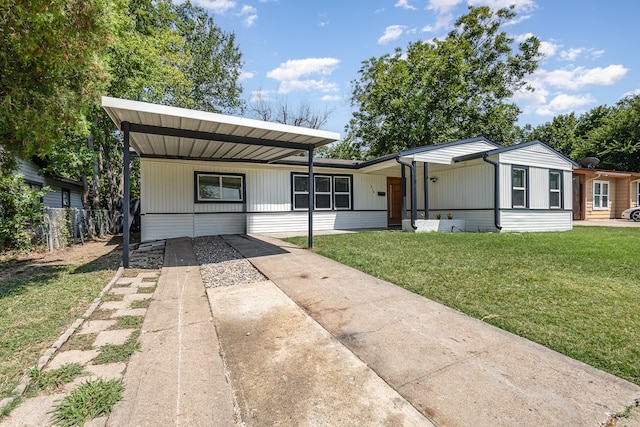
{"left": 452, "top": 140, "right": 579, "bottom": 168}
{"left": 102, "top": 96, "right": 340, "bottom": 163}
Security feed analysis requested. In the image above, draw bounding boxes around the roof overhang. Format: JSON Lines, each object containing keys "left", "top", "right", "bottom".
{"left": 101, "top": 96, "right": 340, "bottom": 162}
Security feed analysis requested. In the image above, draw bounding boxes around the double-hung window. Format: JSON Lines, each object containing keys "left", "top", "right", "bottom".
{"left": 292, "top": 174, "right": 352, "bottom": 211}
{"left": 512, "top": 166, "right": 528, "bottom": 208}
{"left": 195, "top": 172, "right": 244, "bottom": 202}
{"left": 593, "top": 180, "right": 609, "bottom": 210}
{"left": 549, "top": 170, "right": 562, "bottom": 209}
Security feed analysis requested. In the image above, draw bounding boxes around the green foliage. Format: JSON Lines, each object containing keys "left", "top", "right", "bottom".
{"left": 93, "top": 330, "right": 140, "bottom": 364}
{"left": 524, "top": 94, "right": 640, "bottom": 171}
{"left": 0, "top": 152, "right": 47, "bottom": 250}
{"left": 27, "top": 363, "right": 86, "bottom": 396}
{"left": 0, "top": 0, "right": 117, "bottom": 158}
{"left": 315, "top": 139, "right": 363, "bottom": 160}
{"left": 50, "top": 378, "right": 123, "bottom": 426}
{"left": 348, "top": 6, "right": 540, "bottom": 157}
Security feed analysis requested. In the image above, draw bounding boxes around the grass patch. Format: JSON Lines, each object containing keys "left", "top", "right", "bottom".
{"left": 60, "top": 333, "right": 96, "bottom": 352}
{"left": 0, "top": 257, "right": 117, "bottom": 399}
{"left": 136, "top": 286, "right": 156, "bottom": 294}
{"left": 50, "top": 378, "right": 123, "bottom": 426}
{"left": 109, "top": 316, "right": 144, "bottom": 330}
{"left": 93, "top": 330, "right": 141, "bottom": 365}
{"left": 27, "top": 363, "right": 86, "bottom": 396}
{"left": 101, "top": 293, "right": 124, "bottom": 302}
{"left": 285, "top": 227, "right": 640, "bottom": 385}
{"left": 130, "top": 298, "right": 152, "bottom": 309}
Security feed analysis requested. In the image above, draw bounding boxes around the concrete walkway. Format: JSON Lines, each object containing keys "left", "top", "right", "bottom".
{"left": 223, "top": 234, "right": 640, "bottom": 427}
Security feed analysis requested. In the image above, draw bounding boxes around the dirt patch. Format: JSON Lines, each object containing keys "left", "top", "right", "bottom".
{"left": 0, "top": 236, "right": 122, "bottom": 282}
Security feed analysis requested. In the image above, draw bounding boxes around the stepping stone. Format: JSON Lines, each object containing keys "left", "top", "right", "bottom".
{"left": 0, "top": 394, "right": 64, "bottom": 427}
{"left": 64, "top": 362, "right": 126, "bottom": 391}
{"left": 78, "top": 320, "right": 117, "bottom": 335}
{"left": 110, "top": 287, "right": 138, "bottom": 295}
{"left": 124, "top": 293, "right": 153, "bottom": 302}
{"left": 111, "top": 308, "right": 147, "bottom": 318}
{"left": 46, "top": 349, "right": 100, "bottom": 370}
{"left": 93, "top": 329, "right": 136, "bottom": 347}
{"left": 115, "top": 278, "right": 137, "bottom": 285}
{"left": 100, "top": 301, "right": 129, "bottom": 311}
{"left": 135, "top": 282, "right": 156, "bottom": 288}
{"left": 136, "top": 272, "right": 160, "bottom": 279}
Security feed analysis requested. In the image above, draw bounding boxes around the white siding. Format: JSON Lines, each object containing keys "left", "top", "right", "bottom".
{"left": 563, "top": 171, "right": 573, "bottom": 210}
{"left": 498, "top": 143, "right": 573, "bottom": 171}
{"left": 529, "top": 167, "right": 548, "bottom": 209}
{"left": 246, "top": 211, "right": 386, "bottom": 234}
{"left": 409, "top": 141, "right": 498, "bottom": 164}
{"left": 500, "top": 211, "right": 572, "bottom": 232}
{"left": 142, "top": 214, "right": 194, "bottom": 241}
{"left": 194, "top": 214, "right": 245, "bottom": 236}
{"left": 425, "top": 162, "right": 493, "bottom": 210}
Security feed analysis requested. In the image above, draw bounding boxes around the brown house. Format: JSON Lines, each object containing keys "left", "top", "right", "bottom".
{"left": 572, "top": 168, "right": 640, "bottom": 220}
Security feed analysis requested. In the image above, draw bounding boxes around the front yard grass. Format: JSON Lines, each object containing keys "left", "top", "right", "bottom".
{"left": 285, "top": 227, "right": 640, "bottom": 385}
{"left": 0, "top": 251, "right": 118, "bottom": 400}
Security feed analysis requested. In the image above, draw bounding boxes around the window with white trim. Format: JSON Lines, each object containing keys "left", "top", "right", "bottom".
{"left": 195, "top": 173, "right": 244, "bottom": 202}
{"left": 549, "top": 171, "right": 562, "bottom": 209}
{"left": 292, "top": 174, "right": 352, "bottom": 211}
{"left": 512, "top": 166, "right": 528, "bottom": 208}
{"left": 593, "top": 180, "right": 609, "bottom": 210}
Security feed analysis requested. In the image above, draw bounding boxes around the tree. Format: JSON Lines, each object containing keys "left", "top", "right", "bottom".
{"left": 315, "top": 139, "right": 363, "bottom": 160}
{"left": 0, "top": 0, "right": 116, "bottom": 158}
{"left": 249, "top": 94, "right": 333, "bottom": 129}
{"left": 521, "top": 113, "right": 580, "bottom": 155}
{"left": 347, "top": 6, "right": 540, "bottom": 158}
{"left": 574, "top": 95, "right": 640, "bottom": 171}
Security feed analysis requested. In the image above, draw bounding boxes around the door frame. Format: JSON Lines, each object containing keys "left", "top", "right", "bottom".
{"left": 387, "top": 177, "right": 402, "bottom": 226}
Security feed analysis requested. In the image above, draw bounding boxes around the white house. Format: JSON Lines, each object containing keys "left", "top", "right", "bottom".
{"left": 102, "top": 97, "right": 577, "bottom": 263}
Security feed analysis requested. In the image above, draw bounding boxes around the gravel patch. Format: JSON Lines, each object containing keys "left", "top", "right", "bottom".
{"left": 193, "top": 236, "right": 266, "bottom": 287}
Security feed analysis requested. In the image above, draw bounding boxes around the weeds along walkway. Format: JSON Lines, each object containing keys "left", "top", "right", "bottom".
{"left": 1, "top": 269, "right": 158, "bottom": 427}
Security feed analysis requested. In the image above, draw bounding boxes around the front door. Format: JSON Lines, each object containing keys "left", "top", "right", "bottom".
{"left": 572, "top": 176, "right": 583, "bottom": 220}
{"left": 387, "top": 177, "right": 402, "bottom": 226}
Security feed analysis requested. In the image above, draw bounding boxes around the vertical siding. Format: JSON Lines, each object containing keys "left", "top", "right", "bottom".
{"left": 563, "top": 171, "right": 573, "bottom": 210}
{"left": 614, "top": 177, "right": 629, "bottom": 218}
{"left": 425, "top": 162, "right": 493, "bottom": 210}
{"left": 529, "top": 167, "right": 547, "bottom": 209}
{"left": 499, "top": 163, "right": 512, "bottom": 209}
{"left": 353, "top": 175, "right": 387, "bottom": 210}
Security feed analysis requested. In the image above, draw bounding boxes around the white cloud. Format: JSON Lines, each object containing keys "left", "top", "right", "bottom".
{"left": 267, "top": 58, "right": 341, "bottom": 95}
{"left": 239, "top": 71, "right": 254, "bottom": 81}
{"left": 395, "top": 0, "right": 416, "bottom": 10}
{"left": 467, "top": 0, "right": 536, "bottom": 12}
{"left": 560, "top": 47, "right": 605, "bottom": 62}
{"left": 427, "top": 0, "right": 463, "bottom": 14}
{"left": 238, "top": 5, "right": 257, "bottom": 27}
{"left": 515, "top": 33, "right": 560, "bottom": 59}
{"left": 536, "top": 93, "right": 595, "bottom": 116}
{"left": 378, "top": 25, "right": 406, "bottom": 44}
{"left": 321, "top": 94, "right": 341, "bottom": 102}
{"left": 192, "top": 0, "right": 236, "bottom": 14}
{"left": 543, "top": 65, "right": 628, "bottom": 90}
{"left": 622, "top": 89, "right": 640, "bottom": 99}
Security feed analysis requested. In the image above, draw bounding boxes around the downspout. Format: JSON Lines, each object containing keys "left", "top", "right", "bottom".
{"left": 482, "top": 154, "right": 502, "bottom": 231}
{"left": 396, "top": 156, "right": 417, "bottom": 230}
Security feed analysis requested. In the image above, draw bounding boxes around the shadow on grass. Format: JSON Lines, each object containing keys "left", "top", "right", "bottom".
{"left": 0, "top": 241, "right": 121, "bottom": 300}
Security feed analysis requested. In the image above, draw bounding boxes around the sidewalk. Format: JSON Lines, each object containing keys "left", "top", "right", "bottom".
{"left": 223, "top": 233, "right": 640, "bottom": 427}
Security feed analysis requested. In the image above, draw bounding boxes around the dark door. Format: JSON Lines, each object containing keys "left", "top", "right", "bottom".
{"left": 387, "top": 177, "right": 402, "bottom": 226}
{"left": 572, "top": 176, "right": 583, "bottom": 220}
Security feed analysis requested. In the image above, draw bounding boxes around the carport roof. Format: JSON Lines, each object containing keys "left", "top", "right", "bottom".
{"left": 101, "top": 96, "right": 340, "bottom": 162}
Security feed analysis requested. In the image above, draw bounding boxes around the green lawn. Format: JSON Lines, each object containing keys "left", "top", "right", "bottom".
{"left": 0, "top": 253, "right": 118, "bottom": 399}
{"left": 285, "top": 227, "right": 640, "bottom": 385}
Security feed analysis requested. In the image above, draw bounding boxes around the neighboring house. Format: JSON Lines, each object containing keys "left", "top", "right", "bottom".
{"left": 572, "top": 168, "right": 640, "bottom": 220}
{"left": 102, "top": 96, "right": 577, "bottom": 244}
{"left": 16, "top": 158, "right": 84, "bottom": 210}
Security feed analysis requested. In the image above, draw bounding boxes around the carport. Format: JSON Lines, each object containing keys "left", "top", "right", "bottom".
{"left": 101, "top": 96, "right": 340, "bottom": 267}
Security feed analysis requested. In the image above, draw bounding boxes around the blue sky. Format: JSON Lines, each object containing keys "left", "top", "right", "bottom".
{"left": 189, "top": 0, "right": 640, "bottom": 139}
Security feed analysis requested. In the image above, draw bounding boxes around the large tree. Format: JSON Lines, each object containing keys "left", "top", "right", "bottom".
{"left": 0, "top": 0, "right": 116, "bottom": 158}
{"left": 347, "top": 6, "right": 540, "bottom": 158}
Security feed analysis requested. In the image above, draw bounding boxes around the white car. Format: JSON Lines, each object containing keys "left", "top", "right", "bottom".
{"left": 621, "top": 207, "right": 640, "bottom": 222}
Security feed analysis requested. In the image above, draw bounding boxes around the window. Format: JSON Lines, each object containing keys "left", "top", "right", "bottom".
{"left": 512, "top": 166, "right": 528, "bottom": 208}
{"left": 593, "top": 180, "right": 609, "bottom": 210}
{"left": 195, "top": 173, "right": 244, "bottom": 202}
{"left": 549, "top": 171, "right": 562, "bottom": 209}
{"left": 292, "top": 174, "right": 352, "bottom": 211}
{"left": 62, "top": 189, "right": 71, "bottom": 208}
